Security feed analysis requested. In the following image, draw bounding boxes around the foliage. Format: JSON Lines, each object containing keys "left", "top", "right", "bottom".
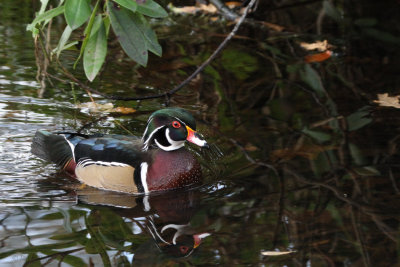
{"left": 27, "top": 0, "right": 168, "bottom": 81}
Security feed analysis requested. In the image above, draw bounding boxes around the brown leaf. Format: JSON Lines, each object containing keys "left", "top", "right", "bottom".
{"left": 77, "top": 102, "right": 114, "bottom": 113}
{"left": 304, "top": 50, "right": 332, "bottom": 63}
{"left": 373, "top": 93, "right": 400, "bottom": 108}
{"left": 168, "top": 3, "right": 217, "bottom": 15}
{"left": 300, "top": 40, "right": 329, "bottom": 51}
{"left": 110, "top": 107, "right": 136, "bottom": 114}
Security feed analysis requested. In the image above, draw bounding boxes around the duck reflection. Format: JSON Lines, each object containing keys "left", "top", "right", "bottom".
{"left": 76, "top": 187, "right": 210, "bottom": 259}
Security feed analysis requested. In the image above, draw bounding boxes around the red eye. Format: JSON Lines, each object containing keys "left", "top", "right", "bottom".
{"left": 172, "top": 121, "right": 181, "bottom": 128}
{"left": 180, "top": 246, "right": 189, "bottom": 254}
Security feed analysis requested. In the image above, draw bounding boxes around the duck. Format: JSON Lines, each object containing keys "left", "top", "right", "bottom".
{"left": 31, "top": 107, "right": 209, "bottom": 194}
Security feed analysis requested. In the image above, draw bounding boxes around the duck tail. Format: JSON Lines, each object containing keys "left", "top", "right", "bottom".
{"left": 31, "top": 130, "right": 75, "bottom": 170}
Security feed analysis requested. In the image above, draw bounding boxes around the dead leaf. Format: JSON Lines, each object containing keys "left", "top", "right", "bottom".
{"left": 110, "top": 107, "right": 136, "bottom": 114}
{"left": 199, "top": 3, "right": 217, "bottom": 13}
{"left": 300, "top": 40, "right": 329, "bottom": 51}
{"left": 261, "top": 21, "right": 285, "bottom": 32}
{"left": 168, "top": 3, "right": 217, "bottom": 15}
{"left": 373, "top": 93, "right": 400, "bottom": 108}
{"left": 225, "top": 2, "right": 242, "bottom": 8}
{"left": 77, "top": 102, "right": 114, "bottom": 113}
{"left": 169, "top": 5, "right": 198, "bottom": 14}
{"left": 261, "top": 251, "right": 296, "bottom": 256}
{"left": 245, "top": 143, "right": 258, "bottom": 152}
{"left": 304, "top": 50, "right": 332, "bottom": 63}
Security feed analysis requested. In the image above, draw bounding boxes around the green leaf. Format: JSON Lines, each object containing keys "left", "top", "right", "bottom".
{"left": 108, "top": 4, "right": 148, "bottom": 66}
{"left": 84, "top": 15, "right": 108, "bottom": 81}
{"left": 346, "top": 106, "right": 372, "bottom": 131}
{"left": 54, "top": 25, "right": 73, "bottom": 58}
{"left": 62, "top": 255, "right": 87, "bottom": 267}
{"left": 302, "top": 127, "right": 331, "bottom": 143}
{"left": 64, "top": 0, "right": 91, "bottom": 30}
{"left": 137, "top": 0, "right": 168, "bottom": 18}
{"left": 130, "top": 12, "right": 162, "bottom": 56}
{"left": 25, "top": 253, "right": 41, "bottom": 267}
{"left": 27, "top": 5, "right": 65, "bottom": 32}
{"left": 113, "top": 0, "right": 137, "bottom": 12}
{"left": 73, "top": 0, "right": 101, "bottom": 69}
{"left": 300, "top": 64, "right": 326, "bottom": 97}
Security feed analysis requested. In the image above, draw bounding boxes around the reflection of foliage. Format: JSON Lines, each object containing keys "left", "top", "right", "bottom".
{"left": 220, "top": 48, "right": 258, "bottom": 80}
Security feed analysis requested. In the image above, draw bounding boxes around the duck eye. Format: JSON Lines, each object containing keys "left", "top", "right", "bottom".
{"left": 172, "top": 121, "right": 181, "bottom": 128}
{"left": 180, "top": 246, "right": 189, "bottom": 254}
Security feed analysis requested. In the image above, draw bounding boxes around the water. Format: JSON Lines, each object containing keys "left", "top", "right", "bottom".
{"left": 1, "top": 0, "right": 400, "bottom": 266}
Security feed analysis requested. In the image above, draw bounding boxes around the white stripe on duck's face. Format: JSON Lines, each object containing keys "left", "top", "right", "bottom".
{"left": 143, "top": 118, "right": 187, "bottom": 151}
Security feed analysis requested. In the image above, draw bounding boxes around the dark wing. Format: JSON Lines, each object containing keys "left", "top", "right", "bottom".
{"left": 74, "top": 137, "right": 144, "bottom": 166}
{"left": 73, "top": 137, "right": 146, "bottom": 194}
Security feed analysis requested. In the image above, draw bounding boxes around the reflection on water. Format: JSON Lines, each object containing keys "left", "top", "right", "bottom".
{"left": 0, "top": 189, "right": 210, "bottom": 265}
{"left": 1, "top": 0, "right": 400, "bottom": 266}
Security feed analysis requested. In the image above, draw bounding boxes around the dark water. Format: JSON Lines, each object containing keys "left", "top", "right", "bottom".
{"left": 1, "top": 0, "right": 400, "bottom": 266}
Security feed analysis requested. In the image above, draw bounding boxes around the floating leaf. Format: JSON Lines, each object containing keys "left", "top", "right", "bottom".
{"left": 168, "top": 3, "right": 217, "bottom": 14}
{"left": 84, "top": 15, "right": 107, "bottom": 81}
{"left": 77, "top": 102, "right": 114, "bottom": 113}
{"left": 111, "top": 107, "right": 136, "bottom": 114}
{"left": 137, "top": 0, "right": 168, "bottom": 18}
{"left": 113, "top": 0, "right": 137, "bottom": 12}
{"left": 64, "top": 0, "right": 91, "bottom": 30}
{"left": 373, "top": 93, "right": 400, "bottom": 108}
{"left": 108, "top": 4, "right": 148, "bottom": 66}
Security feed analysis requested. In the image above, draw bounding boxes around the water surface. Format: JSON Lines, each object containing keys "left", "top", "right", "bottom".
{"left": 1, "top": 0, "right": 399, "bottom": 266}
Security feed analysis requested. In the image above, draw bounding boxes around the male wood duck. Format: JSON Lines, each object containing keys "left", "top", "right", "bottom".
{"left": 31, "top": 108, "right": 208, "bottom": 194}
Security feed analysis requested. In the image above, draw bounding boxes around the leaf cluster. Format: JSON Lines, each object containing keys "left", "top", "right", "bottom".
{"left": 27, "top": 0, "right": 168, "bottom": 81}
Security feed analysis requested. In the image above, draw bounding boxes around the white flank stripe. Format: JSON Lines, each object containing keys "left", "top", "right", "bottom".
{"left": 140, "top": 162, "right": 149, "bottom": 193}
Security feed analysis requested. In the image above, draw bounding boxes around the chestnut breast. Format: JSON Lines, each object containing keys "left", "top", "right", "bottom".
{"left": 146, "top": 148, "right": 202, "bottom": 191}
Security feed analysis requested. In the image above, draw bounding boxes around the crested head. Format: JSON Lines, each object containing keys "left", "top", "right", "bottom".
{"left": 142, "top": 108, "right": 208, "bottom": 151}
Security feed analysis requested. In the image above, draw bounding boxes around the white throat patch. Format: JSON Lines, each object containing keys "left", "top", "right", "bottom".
{"left": 155, "top": 128, "right": 185, "bottom": 151}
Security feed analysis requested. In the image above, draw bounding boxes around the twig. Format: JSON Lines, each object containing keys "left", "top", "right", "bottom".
{"left": 52, "top": 0, "right": 258, "bottom": 102}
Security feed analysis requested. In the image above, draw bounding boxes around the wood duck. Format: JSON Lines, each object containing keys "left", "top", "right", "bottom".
{"left": 31, "top": 108, "right": 209, "bottom": 194}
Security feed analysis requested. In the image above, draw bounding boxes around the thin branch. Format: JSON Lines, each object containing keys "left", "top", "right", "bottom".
{"left": 53, "top": 0, "right": 258, "bottom": 102}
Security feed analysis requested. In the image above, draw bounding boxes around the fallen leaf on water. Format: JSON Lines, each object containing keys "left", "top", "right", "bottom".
{"left": 304, "top": 50, "right": 332, "bottom": 63}
{"left": 77, "top": 102, "right": 136, "bottom": 114}
{"left": 168, "top": 3, "right": 217, "bottom": 15}
{"left": 111, "top": 107, "right": 136, "bottom": 114}
{"left": 261, "top": 251, "right": 296, "bottom": 256}
{"left": 373, "top": 93, "right": 400, "bottom": 108}
{"left": 77, "top": 102, "right": 114, "bottom": 113}
{"left": 300, "top": 40, "right": 329, "bottom": 51}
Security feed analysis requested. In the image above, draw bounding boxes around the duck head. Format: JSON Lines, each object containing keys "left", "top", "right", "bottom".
{"left": 142, "top": 108, "right": 208, "bottom": 151}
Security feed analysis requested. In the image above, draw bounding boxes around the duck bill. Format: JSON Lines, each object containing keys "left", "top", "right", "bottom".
{"left": 193, "top": 233, "right": 211, "bottom": 248}
{"left": 186, "top": 126, "right": 208, "bottom": 148}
